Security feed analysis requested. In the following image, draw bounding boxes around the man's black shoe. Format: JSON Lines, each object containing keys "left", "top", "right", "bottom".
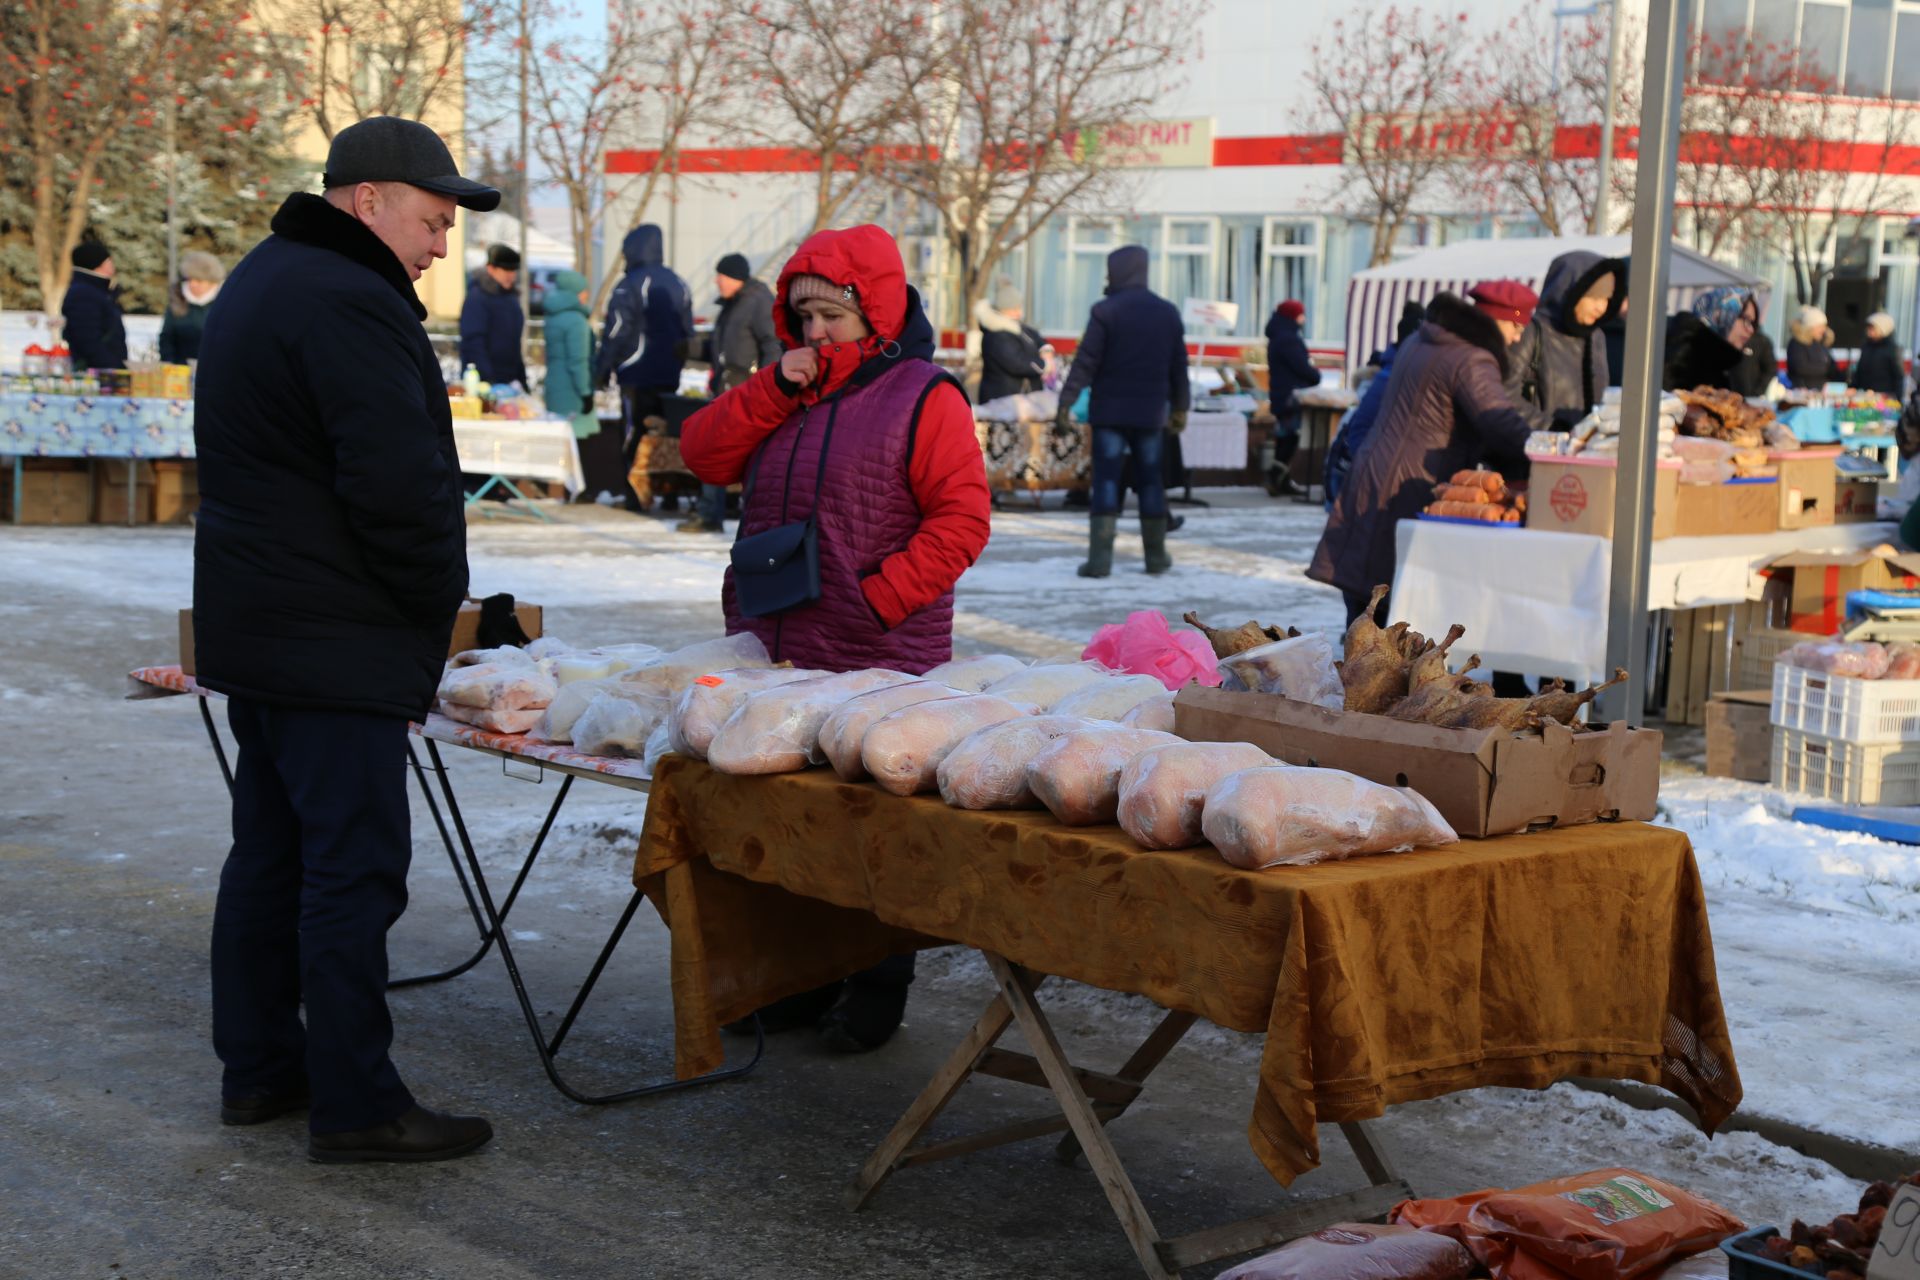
{"left": 220, "top": 1080, "right": 311, "bottom": 1126}
{"left": 721, "top": 981, "right": 846, "bottom": 1037}
{"left": 308, "top": 1105, "right": 494, "bottom": 1164}
{"left": 817, "top": 984, "right": 908, "bottom": 1054}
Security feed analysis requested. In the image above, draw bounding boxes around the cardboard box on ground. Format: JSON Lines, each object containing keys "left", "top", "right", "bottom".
{"left": 180, "top": 599, "right": 544, "bottom": 677}
{"left": 1705, "top": 690, "right": 1772, "bottom": 782}
{"left": 1, "top": 459, "right": 91, "bottom": 524}
{"left": 1770, "top": 547, "right": 1920, "bottom": 635}
{"left": 90, "top": 460, "right": 198, "bottom": 525}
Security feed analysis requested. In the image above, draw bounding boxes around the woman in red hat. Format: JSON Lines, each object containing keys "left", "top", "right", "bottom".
{"left": 1309, "top": 281, "right": 1538, "bottom": 624}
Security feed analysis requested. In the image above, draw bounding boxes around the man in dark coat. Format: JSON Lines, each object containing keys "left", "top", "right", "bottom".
{"left": 1663, "top": 287, "right": 1758, "bottom": 391}
{"left": 680, "top": 251, "right": 780, "bottom": 533}
{"left": 62, "top": 241, "right": 128, "bottom": 371}
{"left": 596, "top": 223, "right": 694, "bottom": 513}
{"left": 1264, "top": 298, "right": 1321, "bottom": 496}
{"left": 1309, "top": 284, "right": 1537, "bottom": 624}
{"left": 1727, "top": 326, "right": 1781, "bottom": 396}
{"left": 1056, "top": 244, "right": 1190, "bottom": 577}
{"left": 1851, "top": 313, "right": 1908, "bottom": 399}
{"left": 1506, "top": 251, "right": 1623, "bottom": 430}
{"left": 458, "top": 242, "right": 527, "bottom": 386}
{"left": 192, "top": 116, "right": 498, "bottom": 1164}
{"left": 975, "top": 280, "right": 1047, "bottom": 403}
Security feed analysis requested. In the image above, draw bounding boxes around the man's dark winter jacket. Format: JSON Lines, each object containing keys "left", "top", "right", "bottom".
{"left": 1264, "top": 310, "right": 1320, "bottom": 423}
{"left": 700, "top": 277, "right": 780, "bottom": 394}
{"left": 596, "top": 224, "right": 693, "bottom": 390}
{"left": 1506, "top": 250, "right": 1623, "bottom": 430}
{"left": 975, "top": 300, "right": 1046, "bottom": 403}
{"left": 1309, "top": 293, "right": 1533, "bottom": 598}
{"left": 1663, "top": 312, "right": 1744, "bottom": 392}
{"left": 1057, "top": 246, "right": 1190, "bottom": 428}
{"left": 192, "top": 192, "right": 468, "bottom": 721}
{"left": 459, "top": 270, "right": 528, "bottom": 385}
{"left": 1727, "top": 329, "right": 1780, "bottom": 397}
{"left": 61, "top": 271, "right": 128, "bottom": 371}
{"left": 1851, "top": 334, "right": 1908, "bottom": 400}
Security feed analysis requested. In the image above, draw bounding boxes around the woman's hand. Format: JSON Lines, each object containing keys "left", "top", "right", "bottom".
{"left": 779, "top": 347, "right": 820, "bottom": 389}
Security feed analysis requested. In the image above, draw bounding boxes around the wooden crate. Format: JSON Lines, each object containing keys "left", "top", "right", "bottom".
{"left": 1663, "top": 601, "right": 1785, "bottom": 726}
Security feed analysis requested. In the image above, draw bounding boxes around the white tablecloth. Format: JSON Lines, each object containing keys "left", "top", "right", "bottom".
{"left": 1391, "top": 519, "right": 1898, "bottom": 684}
{"left": 1181, "top": 410, "right": 1249, "bottom": 469}
{"left": 453, "top": 417, "right": 585, "bottom": 494}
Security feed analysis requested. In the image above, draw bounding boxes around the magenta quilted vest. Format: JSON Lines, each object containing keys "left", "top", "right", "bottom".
{"left": 722, "top": 358, "right": 955, "bottom": 675}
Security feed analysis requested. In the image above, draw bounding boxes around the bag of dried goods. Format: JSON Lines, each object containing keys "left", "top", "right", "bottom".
{"left": 1120, "top": 691, "right": 1177, "bottom": 733}
{"left": 616, "top": 632, "right": 772, "bottom": 699}
{"left": 1217, "top": 632, "right": 1345, "bottom": 708}
{"left": 571, "top": 693, "right": 669, "bottom": 758}
{"left": 436, "top": 702, "right": 545, "bottom": 735}
{"left": 921, "top": 653, "right": 1027, "bottom": 692}
{"left": 1216, "top": 1223, "right": 1473, "bottom": 1280}
{"left": 437, "top": 663, "right": 558, "bottom": 711}
{"left": 819, "top": 682, "right": 965, "bottom": 781}
{"left": 862, "top": 695, "right": 1033, "bottom": 796}
{"left": 1026, "top": 726, "right": 1183, "bottom": 826}
{"left": 1201, "top": 767, "right": 1456, "bottom": 868}
{"left": 667, "top": 667, "right": 830, "bottom": 759}
{"left": 1116, "top": 742, "right": 1274, "bottom": 850}
{"left": 982, "top": 660, "right": 1112, "bottom": 711}
{"left": 937, "top": 716, "right": 1093, "bottom": 809}
{"left": 707, "top": 670, "right": 913, "bottom": 775}
{"left": 1050, "top": 673, "right": 1175, "bottom": 722}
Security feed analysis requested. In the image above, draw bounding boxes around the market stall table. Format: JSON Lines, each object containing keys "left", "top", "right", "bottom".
{"left": 976, "top": 411, "right": 1249, "bottom": 503}
{"left": 452, "top": 415, "right": 586, "bottom": 521}
{"left": 634, "top": 757, "right": 1741, "bottom": 1279}
{"left": 1, "top": 391, "right": 194, "bottom": 524}
{"left": 1293, "top": 387, "right": 1358, "bottom": 504}
{"left": 125, "top": 664, "right": 761, "bottom": 1104}
{"left": 1391, "top": 518, "right": 1900, "bottom": 686}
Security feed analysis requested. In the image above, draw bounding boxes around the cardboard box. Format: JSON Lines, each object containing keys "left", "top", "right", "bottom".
{"left": 1833, "top": 478, "right": 1880, "bottom": 523}
{"left": 447, "top": 598, "right": 544, "bottom": 657}
{"left": 1774, "top": 548, "right": 1920, "bottom": 634}
{"left": 2, "top": 461, "right": 92, "bottom": 524}
{"left": 153, "top": 460, "right": 199, "bottom": 524}
{"left": 1705, "top": 690, "right": 1773, "bottom": 782}
{"left": 93, "top": 459, "right": 155, "bottom": 524}
{"left": 1172, "top": 686, "right": 1663, "bottom": 838}
{"left": 179, "top": 608, "right": 196, "bottom": 677}
{"left": 1526, "top": 455, "right": 1679, "bottom": 540}
{"left": 1671, "top": 476, "right": 1778, "bottom": 539}
{"left": 1770, "top": 449, "right": 1839, "bottom": 531}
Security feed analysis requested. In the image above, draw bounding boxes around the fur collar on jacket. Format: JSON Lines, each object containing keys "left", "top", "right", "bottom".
{"left": 1423, "top": 291, "right": 1511, "bottom": 381}
{"left": 973, "top": 298, "right": 1024, "bottom": 335}
{"left": 270, "top": 192, "right": 428, "bottom": 321}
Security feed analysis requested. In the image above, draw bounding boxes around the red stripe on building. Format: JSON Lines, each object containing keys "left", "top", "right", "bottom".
{"left": 1210, "top": 134, "right": 1345, "bottom": 166}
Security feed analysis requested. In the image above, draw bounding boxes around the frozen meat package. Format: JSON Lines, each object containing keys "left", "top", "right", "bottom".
{"left": 706, "top": 669, "right": 913, "bottom": 775}
{"left": 1026, "top": 726, "right": 1182, "bottom": 826}
{"left": 1116, "top": 742, "right": 1274, "bottom": 850}
{"left": 1201, "top": 767, "right": 1456, "bottom": 868}
{"left": 818, "top": 682, "right": 965, "bottom": 781}
{"left": 937, "top": 715, "right": 1092, "bottom": 809}
{"left": 862, "top": 695, "right": 1033, "bottom": 796}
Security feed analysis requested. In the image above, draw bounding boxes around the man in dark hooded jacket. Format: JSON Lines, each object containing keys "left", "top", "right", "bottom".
{"left": 1055, "top": 245, "right": 1190, "bottom": 577}
{"left": 1506, "top": 251, "right": 1623, "bottom": 431}
{"left": 679, "top": 251, "right": 779, "bottom": 533}
{"left": 458, "top": 242, "right": 527, "bottom": 386}
{"left": 596, "top": 223, "right": 694, "bottom": 512}
{"left": 1263, "top": 299, "right": 1321, "bottom": 496}
{"left": 62, "top": 241, "right": 129, "bottom": 371}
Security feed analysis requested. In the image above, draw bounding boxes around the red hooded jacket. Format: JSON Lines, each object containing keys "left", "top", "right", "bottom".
{"left": 680, "top": 226, "right": 990, "bottom": 630}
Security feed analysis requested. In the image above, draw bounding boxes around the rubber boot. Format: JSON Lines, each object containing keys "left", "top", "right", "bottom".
{"left": 1077, "top": 515, "right": 1117, "bottom": 578}
{"left": 1141, "top": 516, "right": 1173, "bottom": 575}
{"left": 1265, "top": 461, "right": 1305, "bottom": 499}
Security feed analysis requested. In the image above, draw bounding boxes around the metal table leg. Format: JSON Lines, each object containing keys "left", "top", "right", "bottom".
{"left": 422, "top": 738, "right": 763, "bottom": 1104}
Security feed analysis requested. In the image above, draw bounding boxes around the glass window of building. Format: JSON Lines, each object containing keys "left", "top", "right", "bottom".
{"left": 1797, "top": 2, "right": 1845, "bottom": 83}
{"left": 1162, "top": 217, "right": 1218, "bottom": 310}
{"left": 1065, "top": 218, "right": 1120, "bottom": 325}
{"left": 1895, "top": 9, "right": 1920, "bottom": 99}
{"left": 1844, "top": 0, "right": 1893, "bottom": 93}
{"left": 1263, "top": 219, "right": 1322, "bottom": 334}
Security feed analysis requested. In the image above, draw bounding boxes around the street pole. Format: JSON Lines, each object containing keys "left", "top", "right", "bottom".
{"left": 165, "top": 89, "right": 179, "bottom": 297}
{"left": 1592, "top": 0, "right": 1627, "bottom": 233}
{"left": 1601, "top": 0, "right": 1692, "bottom": 726}
{"left": 518, "top": 0, "right": 532, "bottom": 334}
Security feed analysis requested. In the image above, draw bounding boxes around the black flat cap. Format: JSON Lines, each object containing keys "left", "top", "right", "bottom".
{"left": 487, "top": 243, "right": 521, "bottom": 270}
{"left": 323, "top": 117, "right": 501, "bottom": 212}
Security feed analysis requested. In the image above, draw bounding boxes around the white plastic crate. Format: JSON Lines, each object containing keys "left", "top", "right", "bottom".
{"left": 1769, "top": 725, "right": 1920, "bottom": 805}
{"left": 1769, "top": 662, "right": 1920, "bottom": 744}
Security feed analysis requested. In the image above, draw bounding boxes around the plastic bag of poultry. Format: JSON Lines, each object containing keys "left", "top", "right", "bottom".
{"left": 667, "top": 667, "right": 830, "bottom": 759}
{"left": 571, "top": 692, "right": 670, "bottom": 758}
{"left": 1121, "top": 691, "right": 1177, "bottom": 732}
{"left": 617, "top": 632, "right": 772, "bottom": 699}
{"left": 437, "top": 663, "right": 558, "bottom": 711}
{"left": 1117, "top": 742, "right": 1274, "bottom": 850}
{"left": 436, "top": 701, "right": 546, "bottom": 735}
{"left": 1201, "top": 766, "right": 1457, "bottom": 868}
{"left": 536, "top": 678, "right": 669, "bottom": 744}
{"left": 862, "top": 695, "right": 1033, "bottom": 796}
{"left": 1215, "top": 1222, "right": 1474, "bottom": 1280}
{"left": 451, "top": 644, "right": 539, "bottom": 669}
{"left": 707, "top": 669, "right": 913, "bottom": 775}
{"left": 525, "top": 636, "right": 574, "bottom": 661}
{"left": 1885, "top": 642, "right": 1920, "bottom": 680}
{"left": 1218, "top": 633, "right": 1345, "bottom": 709}
{"left": 819, "top": 682, "right": 966, "bottom": 781}
{"left": 641, "top": 721, "right": 673, "bottom": 777}
{"left": 937, "top": 716, "right": 1092, "bottom": 809}
{"left": 1027, "top": 726, "right": 1184, "bottom": 826}
{"left": 1080, "top": 610, "right": 1221, "bottom": 691}
{"left": 1051, "top": 673, "right": 1175, "bottom": 721}
{"left": 982, "top": 661, "right": 1112, "bottom": 711}
{"left": 920, "top": 654, "right": 1027, "bottom": 693}
{"left": 1784, "top": 640, "right": 1892, "bottom": 678}
{"left": 550, "top": 652, "right": 640, "bottom": 685}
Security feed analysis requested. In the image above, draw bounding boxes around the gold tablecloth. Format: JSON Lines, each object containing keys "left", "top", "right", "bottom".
{"left": 633, "top": 758, "right": 1741, "bottom": 1185}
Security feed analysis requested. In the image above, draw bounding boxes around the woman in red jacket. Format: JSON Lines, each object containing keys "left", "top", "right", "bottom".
{"left": 680, "top": 225, "right": 991, "bottom": 1049}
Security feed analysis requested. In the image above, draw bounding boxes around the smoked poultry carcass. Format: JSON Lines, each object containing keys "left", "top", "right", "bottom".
{"left": 1384, "top": 665, "right": 1486, "bottom": 723}
{"left": 1182, "top": 611, "right": 1300, "bottom": 659}
{"left": 1339, "top": 585, "right": 1434, "bottom": 713}
{"left": 1405, "top": 624, "right": 1466, "bottom": 692}
{"left": 1526, "top": 668, "right": 1627, "bottom": 725}
{"left": 1433, "top": 692, "right": 1544, "bottom": 733}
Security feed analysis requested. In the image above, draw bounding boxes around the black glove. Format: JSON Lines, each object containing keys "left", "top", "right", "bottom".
{"left": 1551, "top": 406, "right": 1586, "bottom": 432}
{"left": 1168, "top": 409, "right": 1189, "bottom": 434}
{"left": 1054, "top": 406, "right": 1074, "bottom": 432}
{"left": 672, "top": 339, "right": 691, "bottom": 361}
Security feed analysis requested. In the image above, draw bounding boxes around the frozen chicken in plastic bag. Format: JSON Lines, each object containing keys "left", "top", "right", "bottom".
{"left": 641, "top": 721, "right": 673, "bottom": 777}
{"left": 525, "top": 636, "right": 575, "bottom": 660}
{"left": 937, "top": 716, "right": 1092, "bottom": 809}
{"left": 818, "top": 682, "right": 964, "bottom": 781}
{"left": 921, "top": 653, "right": 1027, "bottom": 693}
{"left": 618, "top": 632, "right": 771, "bottom": 698}
{"left": 1201, "top": 767, "right": 1456, "bottom": 869}
{"left": 982, "top": 661, "right": 1110, "bottom": 711}
{"left": 668, "top": 667, "right": 830, "bottom": 759}
{"left": 536, "top": 678, "right": 668, "bottom": 744}
{"left": 706, "top": 669, "right": 913, "bottom": 775}
{"left": 1050, "top": 674, "right": 1172, "bottom": 722}
{"left": 862, "top": 695, "right": 1033, "bottom": 796}
{"left": 437, "top": 702, "right": 546, "bottom": 735}
{"left": 437, "top": 663, "right": 558, "bottom": 711}
{"left": 1026, "top": 726, "right": 1182, "bottom": 826}
{"left": 1117, "top": 742, "right": 1274, "bottom": 850}
{"left": 550, "top": 653, "right": 635, "bottom": 685}
{"left": 451, "top": 645, "right": 537, "bottom": 668}
{"left": 1121, "top": 691, "right": 1177, "bottom": 732}
{"left": 1217, "top": 633, "right": 1344, "bottom": 708}
{"left": 571, "top": 693, "right": 670, "bottom": 758}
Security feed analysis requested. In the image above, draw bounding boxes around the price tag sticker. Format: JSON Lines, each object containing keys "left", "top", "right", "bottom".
{"left": 1869, "top": 1185, "right": 1920, "bottom": 1280}
{"left": 694, "top": 675, "right": 725, "bottom": 687}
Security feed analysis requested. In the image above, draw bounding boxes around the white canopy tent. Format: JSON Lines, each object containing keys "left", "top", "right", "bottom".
{"left": 1342, "top": 234, "right": 1768, "bottom": 378}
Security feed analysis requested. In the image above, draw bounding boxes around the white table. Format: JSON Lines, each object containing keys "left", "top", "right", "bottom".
{"left": 453, "top": 416, "right": 586, "bottom": 496}
{"left": 1179, "top": 410, "right": 1248, "bottom": 470}
{"left": 1391, "top": 519, "right": 1898, "bottom": 684}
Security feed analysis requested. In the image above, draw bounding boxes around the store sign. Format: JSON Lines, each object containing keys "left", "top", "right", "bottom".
{"left": 1182, "top": 298, "right": 1240, "bottom": 330}
{"left": 1070, "top": 118, "right": 1214, "bottom": 169}
{"left": 1347, "top": 107, "right": 1554, "bottom": 163}
{"left": 1869, "top": 1185, "right": 1920, "bottom": 1280}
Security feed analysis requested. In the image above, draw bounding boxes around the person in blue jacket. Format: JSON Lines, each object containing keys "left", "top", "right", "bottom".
{"left": 1055, "top": 244, "right": 1190, "bottom": 577}
{"left": 596, "top": 223, "right": 693, "bottom": 513}
{"left": 62, "top": 241, "right": 129, "bottom": 371}
{"left": 1325, "top": 302, "right": 1426, "bottom": 511}
{"left": 458, "top": 243, "right": 527, "bottom": 387}
{"left": 1263, "top": 298, "right": 1321, "bottom": 496}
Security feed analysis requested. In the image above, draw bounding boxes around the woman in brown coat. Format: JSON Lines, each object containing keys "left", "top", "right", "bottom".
{"left": 1309, "top": 284, "right": 1538, "bottom": 624}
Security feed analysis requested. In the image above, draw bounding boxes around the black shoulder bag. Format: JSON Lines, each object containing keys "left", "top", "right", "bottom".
{"left": 730, "top": 401, "right": 838, "bottom": 618}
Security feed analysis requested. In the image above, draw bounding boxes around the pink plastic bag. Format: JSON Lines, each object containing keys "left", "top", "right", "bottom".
{"left": 1082, "top": 610, "right": 1221, "bottom": 691}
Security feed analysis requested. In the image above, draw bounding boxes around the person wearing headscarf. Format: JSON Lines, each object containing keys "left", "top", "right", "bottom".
{"left": 1505, "top": 250, "right": 1624, "bottom": 430}
{"left": 1662, "top": 287, "right": 1759, "bottom": 392}
{"left": 159, "top": 250, "right": 227, "bottom": 363}
{"left": 1786, "top": 305, "right": 1840, "bottom": 389}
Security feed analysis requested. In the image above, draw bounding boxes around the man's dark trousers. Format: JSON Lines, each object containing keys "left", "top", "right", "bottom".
{"left": 212, "top": 698, "right": 416, "bottom": 1134}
